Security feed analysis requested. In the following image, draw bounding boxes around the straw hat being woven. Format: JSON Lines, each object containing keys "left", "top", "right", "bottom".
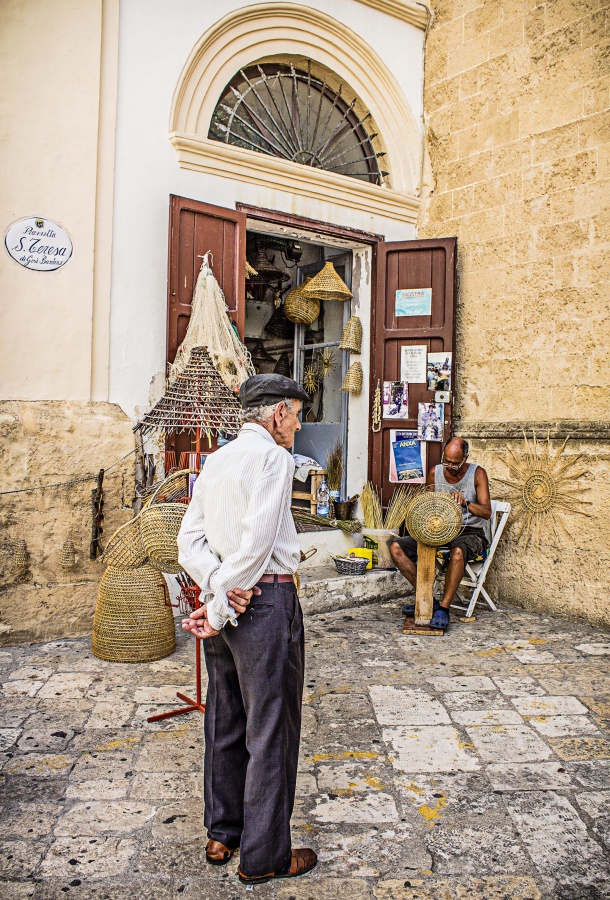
{"left": 339, "top": 316, "right": 363, "bottom": 353}
{"left": 303, "top": 262, "right": 352, "bottom": 302}
{"left": 92, "top": 564, "right": 175, "bottom": 663}
{"left": 405, "top": 492, "right": 462, "bottom": 547}
{"left": 284, "top": 277, "right": 320, "bottom": 325}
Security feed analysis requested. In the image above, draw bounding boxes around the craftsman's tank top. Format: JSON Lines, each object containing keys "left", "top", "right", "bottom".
{"left": 434, "top": 463, "right": 486, "bottom": 530}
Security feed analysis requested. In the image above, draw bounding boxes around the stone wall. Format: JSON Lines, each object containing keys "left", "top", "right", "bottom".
{"left": 0, "top": 402, "right": 136, "bottom": 645}
{"left": 419, "top": 0, "right": 610, "bottom": 626}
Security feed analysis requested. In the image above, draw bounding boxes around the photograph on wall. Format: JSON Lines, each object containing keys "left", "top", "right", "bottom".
{"left": 400, "top": 344, "right": 427, "bottom": 383}
{"left": 427, "top": 352, "right": 452, "bottom": 391}
{"left": 382, "top": 381, "right": 409, "bottom": 419}
{"left": 395, "top": 288, "right": 432, "bottom": 317}
{"left": 389, "top": 429, "right": 426, "bottom": 483}
{"left": 417, "top": 402, "right": 444, "bottom": 442}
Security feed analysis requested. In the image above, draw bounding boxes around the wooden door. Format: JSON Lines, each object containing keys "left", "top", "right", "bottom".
{"left": 166, "top": 195, "right": 246, "bottom": 460}
{"left": 369, "top": 238, "right": 457, "bottom": 506}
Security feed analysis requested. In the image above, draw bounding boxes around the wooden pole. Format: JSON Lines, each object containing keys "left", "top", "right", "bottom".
{"left": 414, "top": 542, "right": 436, "bottom": 625}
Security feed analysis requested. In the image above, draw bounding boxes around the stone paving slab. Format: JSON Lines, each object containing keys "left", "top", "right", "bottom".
{"left": 0, "top": 602, "right": 609, "bottom": 898}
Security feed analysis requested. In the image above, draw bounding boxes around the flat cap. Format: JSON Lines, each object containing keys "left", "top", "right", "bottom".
{"left": 239, "top": 374, "right": 309, "bottom": 408}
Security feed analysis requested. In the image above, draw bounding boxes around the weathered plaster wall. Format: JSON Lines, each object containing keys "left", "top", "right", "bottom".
{"left": 0, "top": 402, "right": 135, "bottom": 645}
{"left": 419, "top": 0, "right": 610, "bottom": 626}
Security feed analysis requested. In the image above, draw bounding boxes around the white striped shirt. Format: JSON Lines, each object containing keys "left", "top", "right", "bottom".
{"left": 177, "top": 423, "right": 300, "bottom": 631}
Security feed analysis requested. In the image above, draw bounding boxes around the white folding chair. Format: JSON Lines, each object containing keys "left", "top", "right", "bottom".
{"left": 434, "top": 501, "right": 511, "bottom": 618}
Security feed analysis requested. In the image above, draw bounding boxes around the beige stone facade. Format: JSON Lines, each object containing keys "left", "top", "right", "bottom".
{"left": 419, "top": 0, "right": 610, "bottom": 625}
{"left": 0, "top": 402, "right": 134, "bottom": 644}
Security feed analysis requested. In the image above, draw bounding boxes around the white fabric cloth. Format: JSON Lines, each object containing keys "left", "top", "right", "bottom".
{"left": 177, "top": 423, "right": 300, "bottom": 631}
{"left": 292, "top": 453, "right": 323, "bottom": 483}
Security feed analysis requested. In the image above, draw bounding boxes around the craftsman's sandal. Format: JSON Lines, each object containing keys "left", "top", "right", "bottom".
{"left": 205, "top": 839, "right": 237, "bottom": 865}
{"left": 402, "top": 599, "right": 441, "bottom": 617}
{"left": 429, "top": 607, "right": 450, "bottom": 630}
{"left": 237, "top": 847, "right": 318, "bottom": 885}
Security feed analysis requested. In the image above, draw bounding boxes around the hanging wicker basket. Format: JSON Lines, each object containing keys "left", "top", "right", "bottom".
{"left": 264, "top": 304, "right": 294, "bottom": 339}
{"left": 339, "top": 316, "right": 363, "bottom": 353}
{"left": 92, "top": 564, "right": 175, "bottom": 663}
{"left": 341, "top": 361, "right": 363, "bottom": 395}
{"left": 101, "top": 516, "right": 147, "bottom": 570}
{"left": 284, "top": 278, "right": 320, "bottom": 325}
{"left": 12, "top": 539, "right": 28, "bottom": 574}
{"left": 303, "top": 262, "right": 352, "bottom": 302}
{"left": 139, "top": 503, "right": 186, "bottom": 574}
{"left": 60, "top": 540, "right": 77, "bottom": 569}
{"left": 405, "top": 492, "right": 462, "bottom": 547}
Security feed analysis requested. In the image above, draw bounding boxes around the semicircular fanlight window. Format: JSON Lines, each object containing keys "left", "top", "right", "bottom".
{"left": 209, "top": 62, "right": 388, "bottom": 186}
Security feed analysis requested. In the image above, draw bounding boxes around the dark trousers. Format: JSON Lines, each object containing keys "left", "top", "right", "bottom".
{"left": 202, "top": 580, "right": 304, "bottom": 876}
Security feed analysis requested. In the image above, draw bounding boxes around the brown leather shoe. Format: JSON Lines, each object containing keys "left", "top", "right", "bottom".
{"left": 238, "top": 847, "right": 317, "bottom": 885}
{"left": 205, "top": 839, "right": 236, "bottom": 865}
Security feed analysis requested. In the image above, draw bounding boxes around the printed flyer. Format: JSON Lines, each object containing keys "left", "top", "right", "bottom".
{"left": 389, "top": 429, "right": 427, "bottom": 483}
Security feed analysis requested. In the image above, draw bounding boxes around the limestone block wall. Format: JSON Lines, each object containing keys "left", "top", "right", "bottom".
{"left": 0, "top": 402, "right": 136, "bottom": 645}
{"left": 419, "top": 0, "right": 610, "bottom": 626}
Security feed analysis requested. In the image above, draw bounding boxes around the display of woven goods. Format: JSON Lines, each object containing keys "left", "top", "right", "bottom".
{"left": 405, "top": 492, "right": 462, "bottom": 547}
{"left": 134, "top": 347, "right": 242, "bottom": 437}
{"left": 92, "top": 564, "right": 176, "bottom": 663}
{"left": 284, "top": 278, "right": 320, "bottom": 325}
{"left": 341, "top": 361, "right": 363, "bottom": 394}
{"left": 339, "top": 316, "right": 363, "bottom": 353}
{"left": 303, "top": 261, "right": 352, "bottom": 302}
{"left": 101, "top": 516, "right": 147, "bottom": 569}
{"left": 139, "top": 503, "right": 186, "bottom": 574}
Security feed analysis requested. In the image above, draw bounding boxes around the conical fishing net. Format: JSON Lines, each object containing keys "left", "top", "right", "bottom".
{"left": 169, "top": 253, "right": 255, "bottom": 390}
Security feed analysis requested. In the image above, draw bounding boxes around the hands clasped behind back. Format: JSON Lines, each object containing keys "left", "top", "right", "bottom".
{"left": 181, "top": 586, "right": 262, "bottom": 639}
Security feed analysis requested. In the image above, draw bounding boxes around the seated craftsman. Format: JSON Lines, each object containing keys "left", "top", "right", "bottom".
{"left": 389, "top": 437, "right": 491, "bottom": 629}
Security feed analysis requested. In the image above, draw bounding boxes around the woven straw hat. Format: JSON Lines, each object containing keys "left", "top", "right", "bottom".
{"left": 405, "top": 492, "right": 462, "bottom": 547}
{"left": 92, "top": 564, "right": 175, "bottom": 663}
{"left": 284, "top": 277, "right": 320, "bottom": 325}
{"left": 303, "top": 262, "right": 352, "bottom": 302}
{"left": 339, "top": 316, "right": 363, "bottom": 353}
{"left": 341, "top": 361, "right": 363, "bottom": 394}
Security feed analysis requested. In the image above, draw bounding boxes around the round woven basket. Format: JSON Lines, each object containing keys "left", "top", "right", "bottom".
{"left": 284, "top": 278, "right": 320, "bottom": 325}
{"left": 92, "top": 564, "right": 175, "bottom": 663}
{"left": 139, "top": 502, "right": 186, "bottom": 574}
{"left": 405, "top": 492, "right": 462, "bottom": 547}
{"left": 101, "top": 516, "right": 147, "bottom": 569}
{"left": 303, "top": 262, "right": 352, "bottom": 302}
{"left": 341, "top": 361, "right": 363, "bottom": 395}
{"left": 339, "top": 316, "right": 363, "bottom": 353}
{"left": 332, "top": 555, "right": 368, "bottom": 576}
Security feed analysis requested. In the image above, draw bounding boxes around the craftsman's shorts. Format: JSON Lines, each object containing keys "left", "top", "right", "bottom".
{"left": 390, "top": 527, "right": 488, "bottom": 564}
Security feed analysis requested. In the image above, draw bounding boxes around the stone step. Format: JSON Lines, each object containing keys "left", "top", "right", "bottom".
{"left": 298, "top": 564, "right": 409, "bottom": 616}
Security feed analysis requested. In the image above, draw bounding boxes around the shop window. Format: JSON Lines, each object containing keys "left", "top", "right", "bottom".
{"left": 209, "top": 61, "right": 388, "bottom": 186}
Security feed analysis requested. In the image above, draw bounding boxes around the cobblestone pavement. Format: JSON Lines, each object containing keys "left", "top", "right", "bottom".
{"left": 1, "top": 601, "right": 610, "bottom": 899}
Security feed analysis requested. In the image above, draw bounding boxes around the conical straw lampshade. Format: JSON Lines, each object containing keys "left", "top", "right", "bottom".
{"left": 303, "top": 262, "right": 352, "bottom": 302}
{"left": 338, "top": 316, "right": 363, "bottom": 353}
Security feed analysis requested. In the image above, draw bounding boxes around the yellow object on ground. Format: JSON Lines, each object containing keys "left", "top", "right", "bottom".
{"left": 348, "top": 548, "right": 374, "bottom": 569}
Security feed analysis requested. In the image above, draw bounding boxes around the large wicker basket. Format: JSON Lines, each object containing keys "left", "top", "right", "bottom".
{"left": 92, "top": 564, "right": 175, "bottom": 662}
{"left": 284, "top": 277, "right": 320, "bottom": 325}
{"left": 101, "top": 516, "right": 147, "bottom": 570}
{"left": 139, "top": 503, "right": 186, "bottom": 574}
{"left": 405, "top": 492, "right": 463, "bottom": 547}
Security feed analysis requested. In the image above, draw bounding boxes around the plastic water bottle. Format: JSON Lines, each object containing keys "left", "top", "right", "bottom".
{"left": 316, "top": 478, "right": 330, "bottom": 517}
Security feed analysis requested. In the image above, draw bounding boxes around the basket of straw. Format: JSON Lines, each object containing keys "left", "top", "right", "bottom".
{"left": 284, "top": 278, "right": 320, "bottom": 325}
{"left": 139, "top": 503, "right": 186, "bottom": 574}
{"left": 339, "top": 316, "right": 363, "bottom": 353}
{"left": 360, "top": 482, "right": 423, "bottom": 567}
{"left": 341, "top": 362, "right": 363, "bottom": 395}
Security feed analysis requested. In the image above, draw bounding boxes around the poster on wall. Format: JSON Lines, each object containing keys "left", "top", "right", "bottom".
{"left": 395, "top": 288, "right": 432, "bottom": 317}
{"left": 382, "top": 381, "right": 409, "bottom": 419}
{"left": 400, "top": 345, "right": 427, "bottom": 383}
{"left": 427, "top": 352, "right": 452, "bottom": 391}
{"left": 389, "top": 429, "right": 426, "bottom": 483}
{"left": 417, "top": 402, "right": 444, "bottom": 442}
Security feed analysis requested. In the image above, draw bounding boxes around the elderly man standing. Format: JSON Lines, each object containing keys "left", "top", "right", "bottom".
{"left": 389, "top": 437, "right": 491, "bottom": 630}
{"left": 177, "top": 374, "right": 317, "bottom": 887}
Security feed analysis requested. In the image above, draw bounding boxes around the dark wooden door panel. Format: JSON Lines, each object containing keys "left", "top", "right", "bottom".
{"left": 370, "top": 238, "right": 457, "bottom": 505}
{"left": 167, "top": 195, "right": 246, "bottom": 367}
{"left": 166, "top": 195, "right": 246, "bottom": 460}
